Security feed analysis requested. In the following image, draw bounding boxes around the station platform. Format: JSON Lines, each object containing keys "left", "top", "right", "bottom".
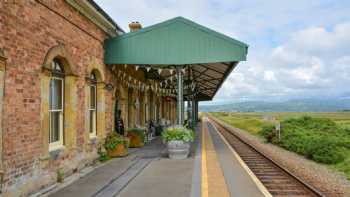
{"left": 48, "top": 118, "right": 268, "bottom": 197}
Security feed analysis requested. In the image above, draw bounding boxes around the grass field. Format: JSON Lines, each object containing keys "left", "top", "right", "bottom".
{"left": 210, "top": 111, "right": 350, "bottom": 180}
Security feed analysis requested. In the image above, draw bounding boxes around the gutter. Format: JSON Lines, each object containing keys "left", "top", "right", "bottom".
{"left": 87, "top": 0, "right": 125, "bottom": 34}
{"left": 65, "top": 0, "right": 124, "bottom": 37}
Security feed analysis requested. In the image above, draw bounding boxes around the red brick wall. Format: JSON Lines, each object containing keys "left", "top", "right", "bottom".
{"left": 1, "top": 0, "right": 114, "bottom": 192}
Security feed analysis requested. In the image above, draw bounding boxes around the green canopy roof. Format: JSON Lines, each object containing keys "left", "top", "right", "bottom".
{"left": 104, "top": 17, "right": 248, "bottom": 101}
{"left": 104, "top": 17, "right": 248, "bottom": 65}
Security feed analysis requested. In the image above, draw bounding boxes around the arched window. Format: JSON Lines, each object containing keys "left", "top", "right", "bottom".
{"left": 49, "top": 58, "right": 64, "bottom": 150}
{"left": 89, "top": 72, "right": 97, "bottom": 137}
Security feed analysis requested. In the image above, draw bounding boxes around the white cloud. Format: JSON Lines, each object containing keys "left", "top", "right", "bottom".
{"left": 263, "top": 71, "right": 276, "bottom": 81}
{"left": 218, "top": 22, "right": 350, "bottom": 101}
{"left": 95, "top": 0, "right": 350, "bottom": 101}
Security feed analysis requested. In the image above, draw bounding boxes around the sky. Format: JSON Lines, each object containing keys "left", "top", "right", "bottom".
{"left": 95, "top": 0, "right": 350, "bottom": 103}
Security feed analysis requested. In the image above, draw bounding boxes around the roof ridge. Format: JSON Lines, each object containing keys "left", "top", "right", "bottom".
{"left": 176, "top": 17, "right": 248, "bottom": 48}
{"left": 115, "top": 16, "right": 248, "bottom": 48}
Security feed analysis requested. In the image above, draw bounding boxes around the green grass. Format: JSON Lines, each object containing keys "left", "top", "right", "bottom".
{"left": 332, "top": 150, "right": 350, "bottom": 180}
{"left": 210, "top": 112, "right": 273, "bottom": 135}
{"left": 210, "top": 112, "right": 350, "bottom": 181}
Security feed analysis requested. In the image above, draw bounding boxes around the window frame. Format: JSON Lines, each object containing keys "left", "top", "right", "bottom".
{"left": 49, "top": 76, "right": 64, "bottom": 151}
{"left": 89, "top": 74, "right": 97, "bottom": 138}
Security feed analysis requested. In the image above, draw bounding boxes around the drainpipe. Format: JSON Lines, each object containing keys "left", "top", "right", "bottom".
{"left": 0, "top": 49, "right": 6, "bottom": 193}
{"left": 176, "top": 66, "right": 184, "bottom": 125}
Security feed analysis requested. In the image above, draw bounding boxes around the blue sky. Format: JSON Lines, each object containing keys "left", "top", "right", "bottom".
{"left": 95, "top": 0, "right": 350, "bottom": 102}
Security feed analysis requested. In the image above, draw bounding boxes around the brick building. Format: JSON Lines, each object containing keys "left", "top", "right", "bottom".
{"left": 0, "top": 0, "right": 249, "bottom": 195}
{"left": 0, "top": 1, "right": 177, "bottom": 196}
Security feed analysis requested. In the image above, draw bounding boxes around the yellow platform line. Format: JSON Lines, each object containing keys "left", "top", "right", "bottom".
{"left": 201, "top": 117, "right": 230, "bottom": 197}
{"left": 209, "top": 118, "right": 273, "bottom": 197}
{"left": 201, "top": 119, "right": 209, "bottom": 197}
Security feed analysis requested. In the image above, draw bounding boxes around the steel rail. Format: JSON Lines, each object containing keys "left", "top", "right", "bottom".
{"left": 208, "top": 115, "right": 325, "bottom": 197}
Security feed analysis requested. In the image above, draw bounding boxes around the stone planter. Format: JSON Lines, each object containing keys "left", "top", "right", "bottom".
{"left": 167, "top": 140, "right": 190, "bottom": 159}
{"left": 107, "top": 144, "right": 128, "bottom": 157}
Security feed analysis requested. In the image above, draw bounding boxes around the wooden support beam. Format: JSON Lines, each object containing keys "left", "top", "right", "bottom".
{"left": 198, "top": 64, "right": 225, "bottom": 75}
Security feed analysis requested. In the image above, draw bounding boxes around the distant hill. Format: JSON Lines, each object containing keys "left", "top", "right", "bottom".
{"left": 199, "top": 98, "right": 350, "bottom": 112}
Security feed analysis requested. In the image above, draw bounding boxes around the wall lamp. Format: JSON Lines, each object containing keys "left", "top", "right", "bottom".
{"left": 104, "top": 83, "right": 114, "bottom": 91}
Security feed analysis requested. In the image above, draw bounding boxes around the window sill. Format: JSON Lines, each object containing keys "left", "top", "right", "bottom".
{"left": 89, "top": 136, "right": 97, "bottom": 145}
{"left": 49, "top": 146, "right": 65, "bottom": 160}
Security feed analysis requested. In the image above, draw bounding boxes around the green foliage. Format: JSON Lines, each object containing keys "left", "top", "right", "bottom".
{"left": 333, "top": 154, "right": 350, "bottom": 180}
{"left": 155, "top": 125, "right": 163, "bottom": 136}
{"left": 260, "top": 124, "right": 277, "bottom": 143}
{"left": 127, "top": 128, "right": 146, "bottom": 142}
{"left": 56, "top": 168, "right": 64, "bottom": 183}
{"left": 97, "top": 145, "right": 110, "bottom": 162}
{"left": 98, "top": 152, "right": 110, "bottom": 162}
{"left": 306, "top": 137, "right": 346, "bottom": 164}
{"left": 260, "top": 116, "right": 349, "bottom": 164}
{"left": 161, "top": 127, "right": 195, "bottom": 143}
{"left": 104, "top": 132, "right": 129, "bottom": 151}
{"left": 212, "top": 112, "right": 350, "bottom": 180}
{"left": 211, "top": 112, "right": 273, "bottom": 135}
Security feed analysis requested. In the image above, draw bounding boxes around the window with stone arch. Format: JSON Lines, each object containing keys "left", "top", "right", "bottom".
{"left": 49, "top": 58, "right": 65, "bottom": 150}
{"left": 89, "top": 72, "right": 97, "bottom": 138}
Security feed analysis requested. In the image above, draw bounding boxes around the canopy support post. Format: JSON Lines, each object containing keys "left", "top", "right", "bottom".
{"left": 195, "top": 100, "right": 198, "bottom": 122}
{"left": 176, "top": 66, "right": 184, "bottom": 126}
{"left": 187, "top": 100, "right": 192, "bottom": 128}
{"left": 191, "top": 99, "right": 196, "bottom": 127}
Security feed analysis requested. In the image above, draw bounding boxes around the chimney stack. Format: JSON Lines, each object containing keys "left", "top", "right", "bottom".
{"left": 129, "top": 22, "right": 142, "bottom": 32}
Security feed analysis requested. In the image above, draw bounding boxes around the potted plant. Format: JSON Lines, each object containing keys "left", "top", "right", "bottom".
{"left": 56, "top": 168, "right": 64, "bottom": 183}
{"left": 161, "top": 127, "right": 195, "bottom": 159}
{"left": 127, "top": 128, "right": 145, "bottom": 148}
{"left": 104, "top": 132, "right": 129, "bottom": 157}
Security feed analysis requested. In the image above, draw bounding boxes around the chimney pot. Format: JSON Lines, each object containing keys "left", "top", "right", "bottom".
{"left": 129, "top": 22, "right": 142, "bottom": 32}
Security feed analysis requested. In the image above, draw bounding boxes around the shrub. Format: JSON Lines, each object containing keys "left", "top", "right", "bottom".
{"left": 260, "top": 116, "right": 349, "bottom": 164}
{"left": 97, "top": 145, "right": 110, "bottom": 162}
{"left": 161, "top": 127, "right": 195, "bottom": 143}
{"left": 155, "top": 125, "right": 163, "bottom": 136}
{"left": 260, "top": 124, "right": 276, "bottom": 143}
{"left": 306, "top": 138, "right": 346, "bottom": 164}
{"left": 104, "top": 132, "right": 129, "bottom": 151}
{"left": 98, "top": 151, "right": 110, "bottom": 162}
{"left": 343, "top": 126, "right": 350, "bottom": 135}
{"left": 284, "top": 116, "right": 338, "bottom": 134}
{"left": 56, "top": 168, "right": 64, "bottom": 183}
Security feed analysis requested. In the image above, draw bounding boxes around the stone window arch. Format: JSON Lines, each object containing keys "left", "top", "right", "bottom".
{"left": 40, "top": 44, "right": 78, "bottom": 158}
{"left": 85, "top": 63, "right": 106, "bottom": 142}
{"left": 49, "top": 58, "right": 65, "bottom": 150}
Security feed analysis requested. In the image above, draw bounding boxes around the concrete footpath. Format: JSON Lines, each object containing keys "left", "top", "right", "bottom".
{"left": 48, "top": 119, "right": 269, "bottom": 197}
{"left": 48, "top": 128, "right": 200, "bottom": 197}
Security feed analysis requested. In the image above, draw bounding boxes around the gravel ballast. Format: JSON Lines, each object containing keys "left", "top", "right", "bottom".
{"left": 211, "top": 116, "right": 350, "bottom": 197}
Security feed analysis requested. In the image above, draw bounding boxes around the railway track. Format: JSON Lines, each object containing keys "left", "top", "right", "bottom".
{"left": 208, "top": 116, "right": 325, "bottom": 197}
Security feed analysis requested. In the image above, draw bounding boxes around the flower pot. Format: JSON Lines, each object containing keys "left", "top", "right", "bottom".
{"left": 167, "top": 140, "right": 190, "bottom": 159}
{"left": 128, "top": 134, "right": 144, "bottom": 148}
{"left": 107, "top": 144, "right": 128, "bottom": 157}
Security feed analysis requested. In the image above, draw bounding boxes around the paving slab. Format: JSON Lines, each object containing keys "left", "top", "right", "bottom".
{"left": 117, "top": 158, "right": 195, "bottom": 197}
{"left": 49, "top": 139, "right": 164, "bottom": 197}
{"left": 117, "top": 127, "right": 200, "bottom": 197}
{"left": 49, "top": 122, "right": 268, "bottom": 197}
